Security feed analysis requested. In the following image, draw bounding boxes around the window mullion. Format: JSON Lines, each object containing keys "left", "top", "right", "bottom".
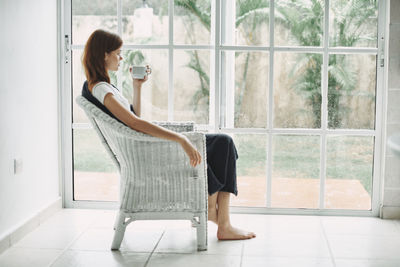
{"left": 209, "top": 0, "right": 216, "bottom": 129}
{"left": 117, "top": 0, "right": 122, "bottom": 90}
{"left": 222, "top": 0, "right": 236, "bottom": 129}
{"left": 319, "top": 0, "right": 330, "bottom": 209}
{"left": 266, "top": 0, "right": 275, "bottom": 208}
{"left": 214, "top": 0, "right": 221, "bottom": 131}
{"left": 168, "top": 0, "right": 174, "bottom": 121}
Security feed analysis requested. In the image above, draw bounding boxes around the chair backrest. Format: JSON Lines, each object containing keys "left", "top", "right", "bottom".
{"left": 75, "top": 95, "right": 126, "bottom": 171}
{"left": 76, "top": 95, "right": 177, "bottom": 169}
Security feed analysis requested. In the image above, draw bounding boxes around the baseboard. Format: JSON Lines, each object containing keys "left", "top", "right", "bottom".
{"left": 0, "top": 197, "right": 62, "bottom": 255}
{"left": 380, "top": 205, "right": 400, "bottom": 219}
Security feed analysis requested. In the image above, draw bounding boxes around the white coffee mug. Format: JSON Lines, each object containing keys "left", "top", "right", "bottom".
{"left": 131, "top": 65, "right": 151, "bottom": 79}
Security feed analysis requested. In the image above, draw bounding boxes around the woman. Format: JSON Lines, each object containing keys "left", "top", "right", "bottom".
{"left": 82, "top": 29, "right": 255, "bottom": 240}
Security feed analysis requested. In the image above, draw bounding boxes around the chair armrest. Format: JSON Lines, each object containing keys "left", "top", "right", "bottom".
{"left": 152, "top": 121, "right": 194, "bottom": 132}
{"left": 118, "top": 131, "right": 206, "bottom": 178}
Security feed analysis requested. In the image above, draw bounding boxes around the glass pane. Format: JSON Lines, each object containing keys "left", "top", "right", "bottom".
{"left": 120, "top": 49, "right": 168, "bottom": 121}
{"left": 326, "top": 136, "right": 374, "bottom": 210}
{"left": 330, "top": 0, "right": 378, "bottom": 48}
{"left": 274, "top": 53, "right": 322, "bottom": 128}
{"left": 223, "top": 0, "right": 269, "bottom": 46}
{"left": 271, "top": 135, "right": 320, "bottom": 209}
{"left": 72, "top": 0, "right": 117, "bottom": 44}
{"left": 231, "top": 134, "right": 267, "bottom": 207}
{"left": 73, "top": 129, "right": 119, "bottom": 201}
{"left": 122, "top": 0, "right": 168, "bottom": 44}
{"left": 174, "top": 0, "right": 211, "bottom": 44}
{"left": 275, "top": 0, "right": 324, "bottom": 47}
{"left": 174, "top": 50, "right": 210, "bottom": 124}
{"left": 233, "top": 52, "right": 269, "bottom": 128}
{"left": 72, "top": 50, "right": 88, "bottom": 123}
{"left": 328, "top": 54, "right": 376, "bottom": 129}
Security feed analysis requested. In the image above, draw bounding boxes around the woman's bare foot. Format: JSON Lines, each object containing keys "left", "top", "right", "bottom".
{"left": 217, "top": 225, "right": 256, "bottom": 240}
{"left": 208, "top": 208, "right": 218, "bottom": 224}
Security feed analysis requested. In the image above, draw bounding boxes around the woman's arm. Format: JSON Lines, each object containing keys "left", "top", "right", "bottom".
{"left": 132, "top": 81, "right": 142, "bottom": 117}
{"left": 130, "top": 65, "right": 151, "bottom": 117}
{"left": 103, "top": 93, "right": 202, "bottom": 167}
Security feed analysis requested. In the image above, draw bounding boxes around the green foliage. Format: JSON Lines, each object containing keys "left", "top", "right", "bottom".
{"left": 174, "top": 0, "right": 211, "bottom": 30}
{"left": 72, "top": 0, "right": 167, "bottom": 15}
{"left": 276, "top": 0, "right": 377, "bottom": 128}
{"left": 175, "top": 0, "right": 269, "bottom": 117}
{"left": 73, "top": 130, "right": 117, "bottom": 172}
{"left": 174, "top": 0, "right": 211, "bottom": 112}
{"left": 72, "top": 0, "right": 116, "bottom": 15}
{"left": 275, "top": 0, "right": 324, "bottom": 46}
{"left": 186, "top": 51, "right": 210, "bottom": 111}
{"left": 331, "top": 0, "right": 378, "bottom": 47}
{"left": 236, "top": 0, "right": 269, "bottom": 26}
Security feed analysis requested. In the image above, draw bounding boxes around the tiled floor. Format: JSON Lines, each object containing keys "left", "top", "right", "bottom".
{"left": 1, "top": 209, "right": 400, "bottom": 267}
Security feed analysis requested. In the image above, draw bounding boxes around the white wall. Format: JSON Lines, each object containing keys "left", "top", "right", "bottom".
{"left": 0, "top": 0, "right": 60, "bottom": 238}
{"left": 382, "top": 0, "right": 400, "bottom": 218}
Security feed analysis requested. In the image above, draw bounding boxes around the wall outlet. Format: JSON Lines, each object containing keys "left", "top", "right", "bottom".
{"left": 13, "top": 159, "right": 23, "bottom": 175}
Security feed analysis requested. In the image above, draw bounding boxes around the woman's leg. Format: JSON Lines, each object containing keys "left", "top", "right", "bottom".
{"left": 216, "top": 192, "right": 256, "bottom": 240}
{"left": 208, "top": 192, "right": 218, "bottom": 224}
{"left": 205, "top": 133, "right": 255, "bottom": 239}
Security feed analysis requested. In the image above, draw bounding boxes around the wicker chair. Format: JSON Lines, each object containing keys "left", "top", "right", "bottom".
{"left": 76, "top": 96, "right": 208, "bottom": 251}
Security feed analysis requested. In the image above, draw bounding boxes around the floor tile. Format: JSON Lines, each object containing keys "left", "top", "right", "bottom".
{"left": 241, "top": 256, "right": 334, "bottom": 267}
{"left": 230, "top": 214, "right": 324, "bottom": 236}
{"left": 242, "top": 232, "right": 331, "bottom": 258}
{"left": 322, "top": 216, "right": 400, "bottom": 237}
{"left": 14, "top": 224, "right": 83, "bottom": 249}
{"left": 40, "top": 209, "right": 104, "bottom": 230}
{"left": 155, "top": 222, "right": 244, "bottom": 255}
{"left": 335, "top": 258, "right": 400, "bottom": 267}
{"left": 147, "top": 253, "right": 241, "bottom": 267}
{"left": 3, "top": 210, "right": 400, "bottom": 267}
{"left": 154, "top": 228, "right": 198, "bottom": 253}
{"left": 0, "top": 247, "right": 62, "bottom": 267}
{"left": 89, "top": 210, "right": 117, "bottom": 229}
{"left": 393, "top": 220, "right": 400, "bottom": 231}
{"left": 69, "top": 227, "right": 163, "bottom": 252}
{"left": 50, "top": 250, "right": 149, "bottom": 267}
{"left": 205, "top": 236, "right": 244, "bottom": 256}
{"left": 328, "top": 235, "right": 400, "bottom": 259}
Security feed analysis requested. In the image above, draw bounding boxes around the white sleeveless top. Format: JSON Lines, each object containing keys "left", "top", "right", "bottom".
{"left": 92, "top": 82, "right": 131, "bottom": 111}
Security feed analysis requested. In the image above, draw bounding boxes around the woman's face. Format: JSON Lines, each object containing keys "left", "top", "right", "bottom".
{"left": 105, "top": 48, "right": 123, "bottom": 72}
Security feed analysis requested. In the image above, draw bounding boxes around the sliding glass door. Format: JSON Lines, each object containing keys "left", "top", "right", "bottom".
{"left": 63, "top": 0, "right": 386, "bottom": 215}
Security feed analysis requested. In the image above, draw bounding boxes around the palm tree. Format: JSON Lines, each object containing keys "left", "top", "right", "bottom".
{"left": 327, "top": 0, "right": 377, "bottom": 128}
{"left": 158, "top": 0, "right": 377, "bottom": 128}
{"left": 275, "top": 0, "right": 324, "bottom": 127}
{"left": 174, "top": 0, "right": 269, "bottom": 124}
{"left": 275, "top": 0, "right": 377, "bottom": 128}
{"left": 174, "top": 0, "right": 212, "bottom": 114}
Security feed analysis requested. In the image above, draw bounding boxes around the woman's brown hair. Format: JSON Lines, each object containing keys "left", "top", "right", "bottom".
{"left": 82, "top": 29, "right": 123, "bottom": 89}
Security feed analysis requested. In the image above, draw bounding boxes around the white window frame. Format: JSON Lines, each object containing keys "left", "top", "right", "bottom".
{"left": 60, "top": 0, "right": 388, "bottom": 216}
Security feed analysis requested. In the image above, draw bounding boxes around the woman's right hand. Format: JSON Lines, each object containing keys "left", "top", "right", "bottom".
{"left": 178, "top": 135, "right": 202, "bottom": 167}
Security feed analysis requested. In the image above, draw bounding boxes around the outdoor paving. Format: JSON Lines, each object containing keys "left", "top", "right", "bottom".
{"left": 74, "top": 172, "right": 371, "bottom": 210}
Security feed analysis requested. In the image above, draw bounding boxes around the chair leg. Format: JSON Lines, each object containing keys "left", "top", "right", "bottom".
{"left": 111, "top": 212, "right": 127, "bottom": 250}
{"left": 196, "top": 212, "right": 207, "bottom": 251}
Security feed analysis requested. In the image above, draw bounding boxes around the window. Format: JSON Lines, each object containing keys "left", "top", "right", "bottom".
{"left": 65, "top": 0, "right": 384, "bottom": 213}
